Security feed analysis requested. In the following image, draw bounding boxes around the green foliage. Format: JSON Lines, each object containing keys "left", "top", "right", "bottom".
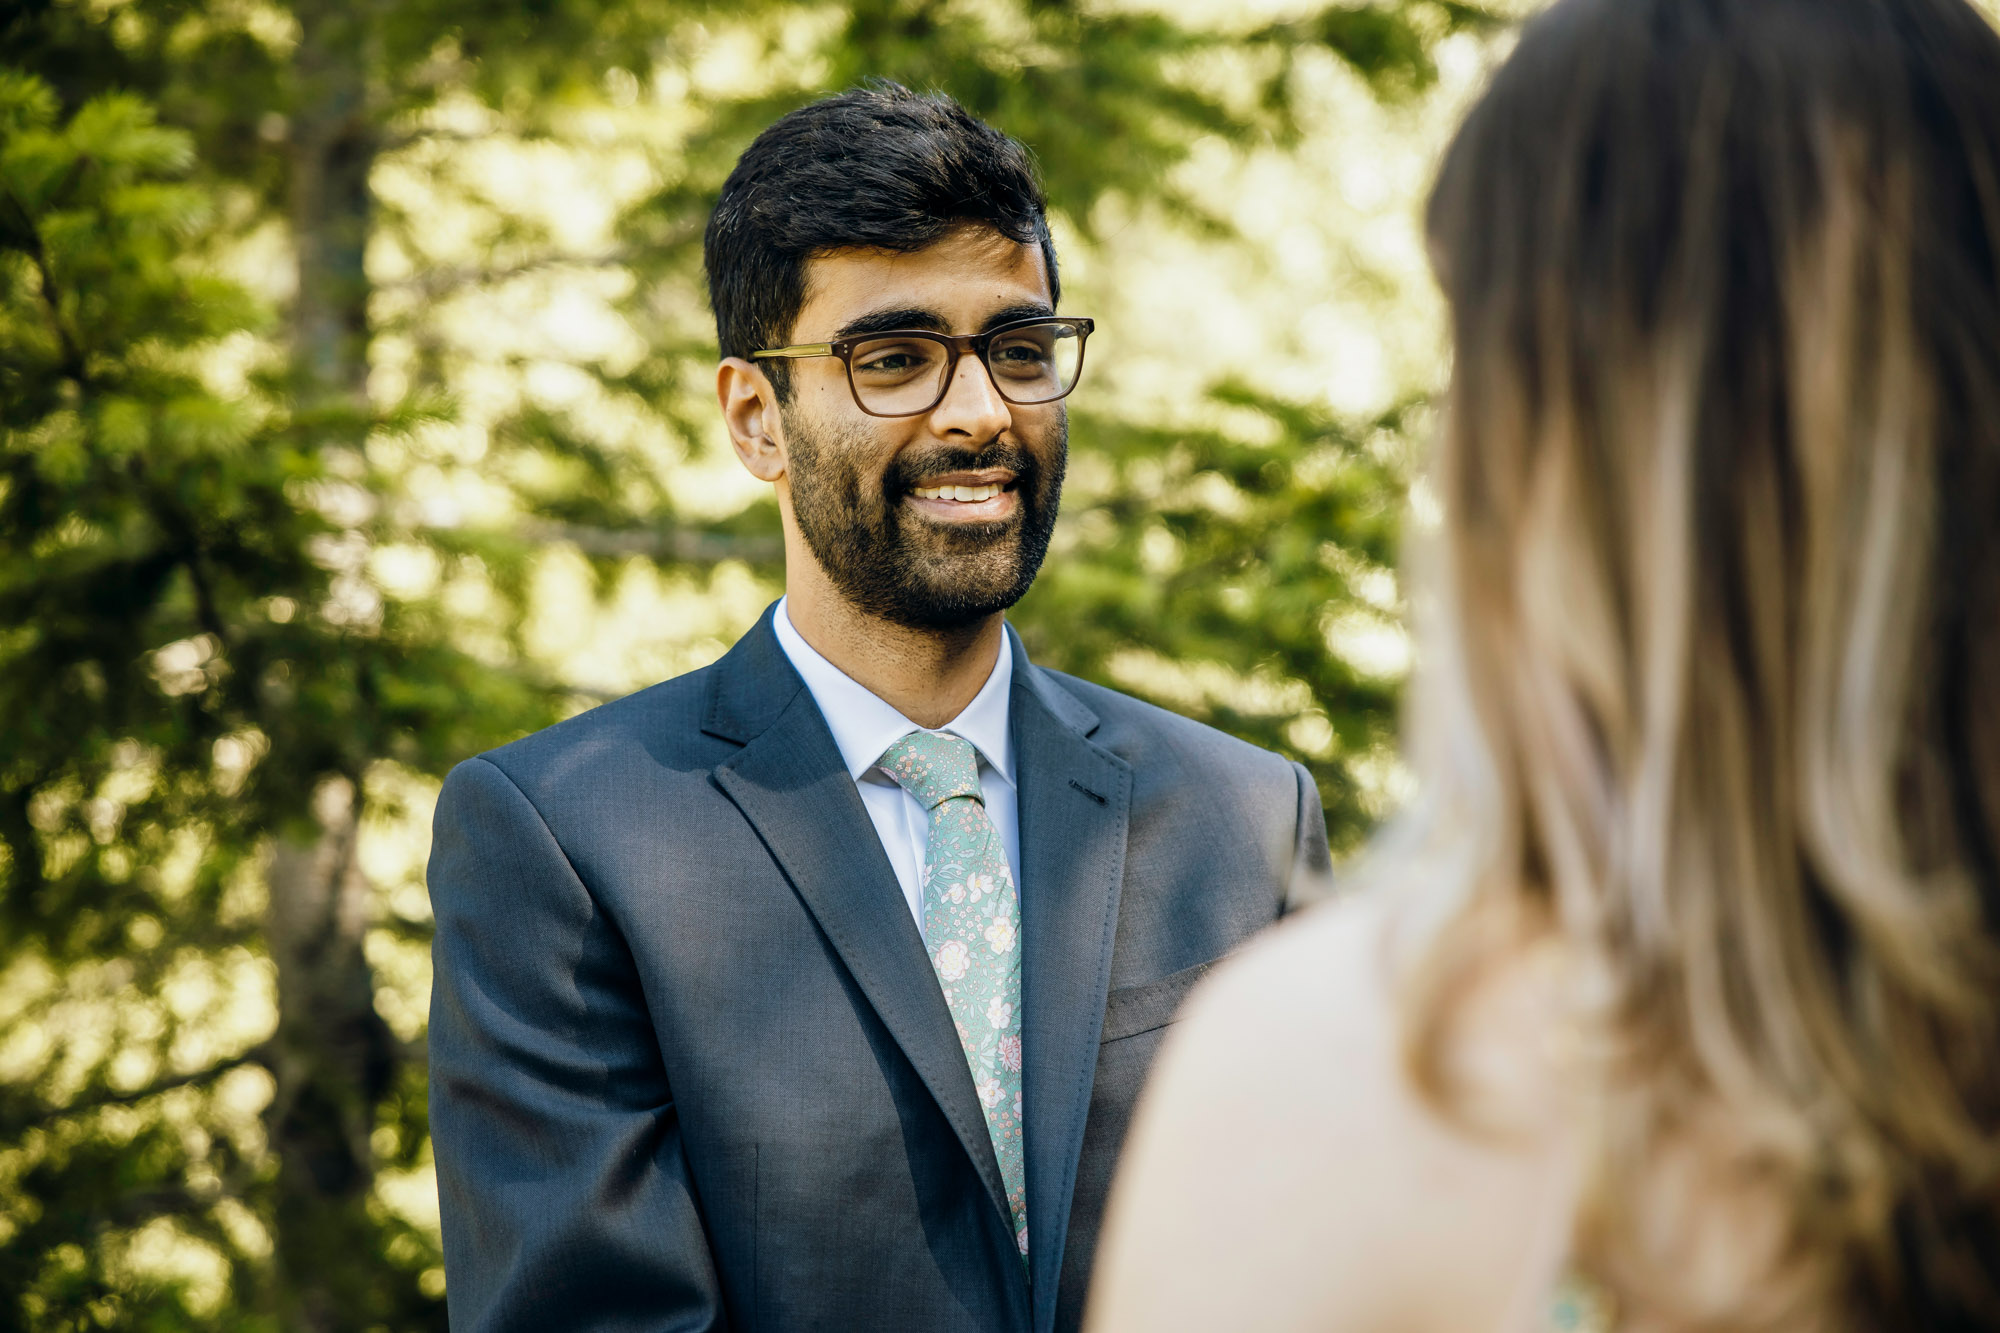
{"left": 1254, "top": 0, "right": 1502, "bottom": 102}
{"left": 0, "top": 0, "right": 1488, "bottom": 1322}
{"left": 1, "top": 73, "right": 270, "bottom": 959}
{"left": 0, "top": 70, "right": 554, "bottom": 1328}
{"left": 1015, "top": 387, "right": 1409, "bottom": 851}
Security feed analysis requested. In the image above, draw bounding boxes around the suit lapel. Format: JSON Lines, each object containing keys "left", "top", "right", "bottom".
{"left": 704, "top": 611, "right": 1130, "bottom": 1325}
{"left": 1009, "top": 639, "right": 1132, "bottom": 1331}
{"left": 704, "top": 613, "right": 1015, "bottom": 1236}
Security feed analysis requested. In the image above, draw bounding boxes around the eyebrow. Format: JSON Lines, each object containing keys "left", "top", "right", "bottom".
{"left": 830, "top": 301, "right": 1058, "bottom": 341}
{"left": 833, "top": 307, "right": 946, "bottom": 339}
{"left": 979, "top": 302, "right": 1057, "bottom": 332}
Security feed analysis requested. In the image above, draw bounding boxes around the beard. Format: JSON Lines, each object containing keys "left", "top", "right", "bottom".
{"left": 782, "top": 406, "right": 1067, "bottom": 632}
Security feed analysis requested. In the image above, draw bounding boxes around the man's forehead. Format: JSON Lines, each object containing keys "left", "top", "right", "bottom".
{"left": 793, "top": 226, "right": 1051, "bottom": 333}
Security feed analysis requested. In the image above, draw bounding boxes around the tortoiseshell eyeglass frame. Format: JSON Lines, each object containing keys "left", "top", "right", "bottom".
{"left": 751, "top": 315, "right": 1095, "bottom": 418}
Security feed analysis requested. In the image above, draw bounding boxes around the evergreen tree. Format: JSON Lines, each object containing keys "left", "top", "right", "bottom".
{"left": 0, "top": 70, "right": 555, "bottom": 1328}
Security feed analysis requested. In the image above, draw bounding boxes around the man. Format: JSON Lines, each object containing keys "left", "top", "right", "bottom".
{"left": 427, "top": 84, "right": 1331, "bottom": 1333}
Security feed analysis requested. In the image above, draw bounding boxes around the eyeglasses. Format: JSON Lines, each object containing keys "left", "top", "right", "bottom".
{"left": 753, "top": 316, "right": 1095, "bottom": 418}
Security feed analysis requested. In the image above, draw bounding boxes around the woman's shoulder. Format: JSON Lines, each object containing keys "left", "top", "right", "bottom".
{"left": 1148, "top": 890, "right": 1405, "bottom": 1143}
{"left": 1087, "top": 888, "right": 1589, "bottom": 1333}
{"left": 1152, "top": 889, "right": 1465, "bottom": 1185}
{"left": 1182, "top": 884, "right": 1396, "bottom": 1042}
{"left": 1180, "top": 885, "right": 1585, "bottom": 1131}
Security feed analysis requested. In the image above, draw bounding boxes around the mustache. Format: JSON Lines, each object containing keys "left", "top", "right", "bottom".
{"left": 884, "top": 442, "right": 1038, "bottom": 496}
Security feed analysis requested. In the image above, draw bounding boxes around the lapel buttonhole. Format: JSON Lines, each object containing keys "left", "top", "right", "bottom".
{"left": 1066, "top": 778, "right": 1108, "bottom": 806}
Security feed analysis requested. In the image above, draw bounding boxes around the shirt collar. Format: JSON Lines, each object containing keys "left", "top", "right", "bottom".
{"left": 773, "top": 597, "right": 1016, "bottom": 787}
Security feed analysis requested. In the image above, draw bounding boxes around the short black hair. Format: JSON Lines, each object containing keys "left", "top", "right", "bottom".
{"left": 703, "top": 82, "right": 1059, "bottom": 394}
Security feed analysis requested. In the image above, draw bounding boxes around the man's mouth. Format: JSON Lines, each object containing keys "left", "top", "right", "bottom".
{"left": 912, "top": 482, "right": 1006, "bottom": 502}
{"left": 902, "top": 469, "right": 1020, "bottom": 522}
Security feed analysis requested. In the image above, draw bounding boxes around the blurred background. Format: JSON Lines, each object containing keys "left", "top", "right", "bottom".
{"left": 0, "top": 0, "right": 1511, "bottom": 1325}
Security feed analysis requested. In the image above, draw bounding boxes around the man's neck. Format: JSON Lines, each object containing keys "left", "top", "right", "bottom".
{"left": 783, "top": 576, "right": 1005, "bottom": 731}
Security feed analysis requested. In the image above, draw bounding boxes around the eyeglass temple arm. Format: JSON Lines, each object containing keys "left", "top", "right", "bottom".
{"left": 750, "top": 344, "right": 834, "bottom": 359}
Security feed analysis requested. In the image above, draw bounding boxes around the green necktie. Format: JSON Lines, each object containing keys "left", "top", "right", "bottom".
{"left": 879, "top": 730, "right": 1029, "bottom": 1261}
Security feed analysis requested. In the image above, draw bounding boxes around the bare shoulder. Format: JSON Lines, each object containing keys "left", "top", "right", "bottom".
{"left": 1086, "top": 891, "right": 1587, "bottom": 1333}
{"left": 1130, "top": 892, "right": 1400, "bottom": 1156}
{"left": 1181, "top": 885, "right": 1394, "bottom": 1053}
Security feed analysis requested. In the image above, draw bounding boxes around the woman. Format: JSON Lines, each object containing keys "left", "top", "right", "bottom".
{"left": 1086, "top": 0, "right": 2000, "bottom": 1328}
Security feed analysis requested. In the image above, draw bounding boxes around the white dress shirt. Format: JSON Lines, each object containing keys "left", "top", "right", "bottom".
{"left": 772, "top": 597, "right": 1020, "bottom": 935}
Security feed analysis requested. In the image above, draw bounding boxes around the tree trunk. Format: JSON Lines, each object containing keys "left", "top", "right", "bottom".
{"left": 266, "top": 6, "right": 395, "bottom": 1329}
{"left": 264, "top": 778, "right": 397, "bottom": 1333}
{"left": 289, "top": 0, "right": 375, "bottom": 409}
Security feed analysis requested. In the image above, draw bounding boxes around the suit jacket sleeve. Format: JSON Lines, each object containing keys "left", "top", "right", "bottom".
{"left": 1284, "top": 760, "right": 1336, "bottom": 912}
{"left": 427, "top": 756, "right": 724, "bottom": 1332}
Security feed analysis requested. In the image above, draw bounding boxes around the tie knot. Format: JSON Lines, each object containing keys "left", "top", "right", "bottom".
{"left": 878, "top": 731, "right": 984, "bottom": 810}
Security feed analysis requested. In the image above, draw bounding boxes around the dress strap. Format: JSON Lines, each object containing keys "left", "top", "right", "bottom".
{"left": 1548, "top": 1269, "right": 1616, "bottom": 1332}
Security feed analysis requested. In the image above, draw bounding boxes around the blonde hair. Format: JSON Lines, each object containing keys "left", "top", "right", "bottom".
{"left": 1394, "top": 0, "right": 2000, "bottom": 1323}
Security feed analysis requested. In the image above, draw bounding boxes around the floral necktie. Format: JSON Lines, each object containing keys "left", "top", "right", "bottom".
{"left": 879, "top": 730, "right": 1028, "bottom": 1261}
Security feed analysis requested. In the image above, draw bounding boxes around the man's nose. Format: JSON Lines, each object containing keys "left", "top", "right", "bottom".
{"left": 927, "top": 351, "right": 1014, "bottom": 440}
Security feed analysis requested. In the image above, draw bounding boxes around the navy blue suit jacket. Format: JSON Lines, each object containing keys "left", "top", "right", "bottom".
{"left": 427, "top": 609, "right": 1330, "bottom": 1331}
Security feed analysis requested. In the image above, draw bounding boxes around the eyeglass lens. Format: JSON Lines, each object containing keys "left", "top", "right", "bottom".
{"left": 847, "top": 321, "right": 1086, "bottom": 416}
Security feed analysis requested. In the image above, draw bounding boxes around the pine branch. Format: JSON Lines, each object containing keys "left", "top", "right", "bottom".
{"left": 377, "top": 125, "right": 494, "bottom": 154}
{"left": 375, "top": 247, "right": 637, "bottom": 299}
{"left": 34, "top": 1046, "right": 270, "bottom": 1126}
{"left": 124, "top": 454, "right": 240, "bottom": 658}
{"left": 518, "top": 518, "right": 782, "bottom": 564}
{"left": 2, "top": 183, "right": 89, "bottom": 386}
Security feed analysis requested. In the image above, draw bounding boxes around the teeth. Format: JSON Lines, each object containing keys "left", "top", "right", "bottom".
{"left": 914, "top": 484, "right": 1003, "bottom": 502}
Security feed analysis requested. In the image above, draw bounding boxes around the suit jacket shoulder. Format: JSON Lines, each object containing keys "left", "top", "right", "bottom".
{"left": 481, "top": 658, "right": 738, "bottom": 782}
{"left": 1026, "top": 665, "right": 1315, "bottom": 872}
{"left": 1031, "top": 665, "right": 1299, "bottom": 785}
{"left": 471, "top": 616, "right": 816, "bottom": 820}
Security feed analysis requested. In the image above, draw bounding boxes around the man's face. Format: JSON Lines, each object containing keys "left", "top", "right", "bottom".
{"left": 774, "top": 227, "right": 1068, "bottom": 631}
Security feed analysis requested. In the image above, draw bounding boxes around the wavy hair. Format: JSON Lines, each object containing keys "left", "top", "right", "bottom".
{"left": 1396, "top": 0, "right": 2000, "bottom": 1323}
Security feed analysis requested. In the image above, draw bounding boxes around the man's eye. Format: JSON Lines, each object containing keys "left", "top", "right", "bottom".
{"left": 852, "top": 341, "right": 940, "bottom": 378}
{"left": 990, "top": 339, "right": 1054, "bottom": 377}
{"left": 992, "top": 343, "right": 1051, "bottom": 364}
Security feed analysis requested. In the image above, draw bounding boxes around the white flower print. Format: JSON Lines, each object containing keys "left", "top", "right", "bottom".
{"left": 986, "top": 996, "right": 1014, "bottom": 1029}
{"left": 977, "top": 1076, "right": 1006, "bottom": 1110}
{"left": 998, "top": 1033, "right": 1022, "bottom": 1072}
{"left": 948, "top": 882, "right": 966, "bottom": 904}
{"left": 1016, "top": 1225, "right": 1029, "bottom": 1255}
{"left": 1013, "top": 1090, "right": 1024, "bottom": 1118}
{"left": 984, "top": 916, "right": 1016, "bottom": 954}
{"left": 935, "top": 939, "right": 971, "bottom": 982}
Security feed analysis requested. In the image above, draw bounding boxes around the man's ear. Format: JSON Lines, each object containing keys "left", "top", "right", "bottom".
{"left": 717, "top": 357, "right": 786, "bottom": 483}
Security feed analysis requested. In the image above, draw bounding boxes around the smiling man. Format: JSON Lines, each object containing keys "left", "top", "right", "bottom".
{"left": 425, "top": 85, "right": 1331, "bottom": 1333}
